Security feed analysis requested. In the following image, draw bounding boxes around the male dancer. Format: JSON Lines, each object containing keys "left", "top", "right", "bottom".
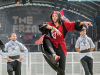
{"left": 75, "top": 26, "right": 95, "bottom": 75}
{"left": 0, "top": 33, "right": 28, "bottom": 75}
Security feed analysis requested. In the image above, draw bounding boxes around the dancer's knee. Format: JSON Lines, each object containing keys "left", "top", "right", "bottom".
{"left": 7, "top": 68, "right": 13, "bottom": 73}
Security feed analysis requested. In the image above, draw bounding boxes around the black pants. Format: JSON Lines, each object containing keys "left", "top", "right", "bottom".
{"left": 7, "top": 60, "right": 21, "bottom": 75}
{"left": 43, "top": 39, "right": 66, "bottom": 75}
{"left": 80, "top": 56, "right": 93, "bottom": 75}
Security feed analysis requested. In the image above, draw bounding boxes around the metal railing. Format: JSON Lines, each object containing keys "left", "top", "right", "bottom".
{"left": 0, "top": 52, "right": 100, "bottom": 75}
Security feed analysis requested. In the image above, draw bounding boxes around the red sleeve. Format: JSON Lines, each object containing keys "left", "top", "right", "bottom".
{"left": 64, "top": 21, "right": 75, "bottom": 31}
{"left": 47, "top": 22, "right": 52, "bottom": 26}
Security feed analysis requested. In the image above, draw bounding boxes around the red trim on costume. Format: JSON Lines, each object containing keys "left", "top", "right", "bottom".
{"left": 55, "top": 56, "right": 60, "bottom": 61}
{"left": 35, "top": 35, "right": 51, "bottom": 44}
{"left": 60, "top": 10, "right": 64, "bottom": 16}
{"left": 35, "top": 35, "right": 45, "bottom": 44}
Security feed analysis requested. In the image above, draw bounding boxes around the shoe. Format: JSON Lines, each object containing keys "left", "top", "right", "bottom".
{"left": 55, "top": 56, "right": 60, "bottom": 61}
{"left": 53, "top": 54, "right": 60, "bottom": 61}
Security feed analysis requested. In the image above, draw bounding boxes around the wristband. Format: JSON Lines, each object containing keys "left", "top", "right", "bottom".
{"left": 52, "top": 27, "right": 53, "bottom": 30}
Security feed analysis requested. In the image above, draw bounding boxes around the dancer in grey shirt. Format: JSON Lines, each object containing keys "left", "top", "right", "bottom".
{"left": 75, "top": 26, "right": 95, "bottom": 75}
{"left": 0, "top": 33, "right": 28, "bottom": 75}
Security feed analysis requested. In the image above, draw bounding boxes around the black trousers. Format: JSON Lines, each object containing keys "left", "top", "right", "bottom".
{"left": 43, "top": 39, "right": 66, "bottom": 75}
{"left": 80, "top": 56, "right": 93, "bottom": 75}
{"left": 7, "top": 60, "right": 21, "bottom": 75}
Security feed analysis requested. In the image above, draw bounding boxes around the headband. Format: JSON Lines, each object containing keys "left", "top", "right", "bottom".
{"left": 52, "top": 11, "right": 58, "bottom": 16}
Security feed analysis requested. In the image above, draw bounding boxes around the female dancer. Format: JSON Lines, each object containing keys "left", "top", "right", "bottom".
{"left": 36, "top": 11, "right": 93, "bottom": 75}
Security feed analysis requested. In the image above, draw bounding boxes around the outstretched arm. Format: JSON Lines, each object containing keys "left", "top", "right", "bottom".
{"left": 63, "top": 20, "right": 93, "bottom": 32}
{"left": 80, "top": 22, "right": 93, "bottom": 28}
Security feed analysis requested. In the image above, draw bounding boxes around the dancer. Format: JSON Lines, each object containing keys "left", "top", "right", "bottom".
{"left": 75, "top": 26, "right": 95, "bottom": 75}
{"left": 0, "top": 33, "right": 28, "bottom": 75}
{"left": 36, "top": 11, "right": 93, "bottom": 75}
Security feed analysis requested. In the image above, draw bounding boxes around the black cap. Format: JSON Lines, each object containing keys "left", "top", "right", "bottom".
{"left": 79, "top": 24, "right": 87, "bottom": 32}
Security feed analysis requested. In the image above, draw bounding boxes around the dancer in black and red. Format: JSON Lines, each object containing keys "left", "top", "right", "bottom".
{"left": 36, "top": 11, "right": 93, "bottom": 75}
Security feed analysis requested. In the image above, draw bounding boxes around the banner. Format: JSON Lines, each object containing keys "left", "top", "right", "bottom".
{"left": 4, "top": 6, "right": 53, "bottom": 43}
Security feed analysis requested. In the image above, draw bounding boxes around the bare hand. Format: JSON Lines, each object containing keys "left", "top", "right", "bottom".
{"left": 19, "top": 57, "right": 23, "bottom": 62}
{"left": 54, "top": 28, "right": 62, "bottom": 36}
{"left": 85, "top": 22, "right": 93, "bottom": 28}
{"left": 6, "top": 57, "right": 12, "bottom": 61}
{"left": 79, "top": 51, "right": 81, "bottom": 53}
{"left": 56, "top": 30, "right": 62, "bottom": 36}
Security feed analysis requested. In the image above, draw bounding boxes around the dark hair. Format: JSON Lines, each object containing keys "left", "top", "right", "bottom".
{"left": 79, "top": 24, "right": 87, "bottom": 32}
{"left": 50, "top": 11, "right": 63, "bottom": 24}
{"left": 10, "top": 33, "right": 16, "bottom": 37}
